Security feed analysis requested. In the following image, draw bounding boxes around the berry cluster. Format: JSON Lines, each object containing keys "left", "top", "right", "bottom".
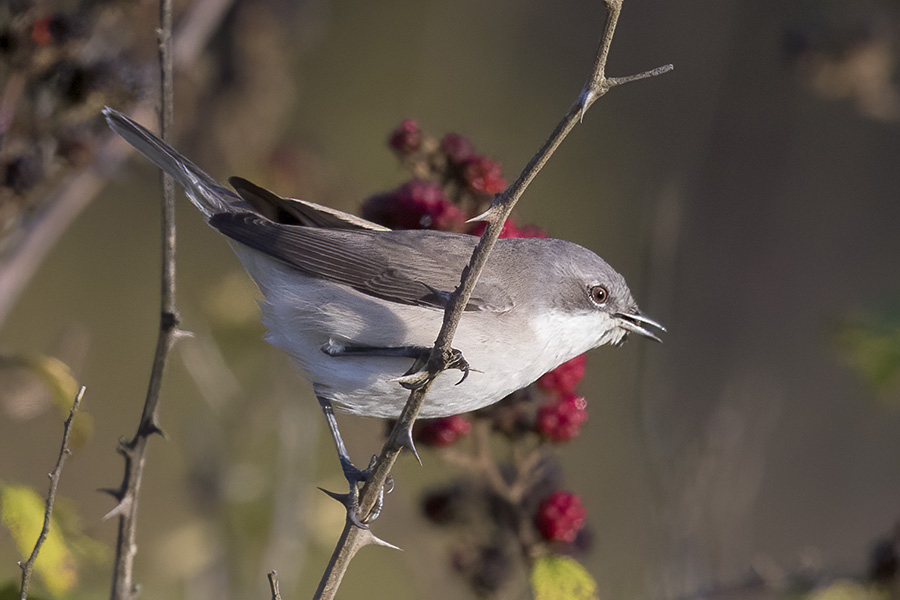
{"left": 361, "top": 120, "right": 508, "bottom": 232}
{"left": 370, "top": 121, "right": 593, "bottom": 596}
{"left": 370, "top": 120, "right": 592, "bottom": 449}
{"left": 1, "top": 4, "right": 137, "bottom": 228}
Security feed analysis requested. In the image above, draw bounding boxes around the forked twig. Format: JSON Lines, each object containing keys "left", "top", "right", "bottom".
{"left": 18, "top": 386, "right": 85, "bottom": 600}
{"left": 314, "top": 1, "right": 672, "bottom": 597}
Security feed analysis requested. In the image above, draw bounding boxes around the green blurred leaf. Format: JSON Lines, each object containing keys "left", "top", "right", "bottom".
{"left": 531, "top": 555, "right": 598, "bottom": 600}
{"left": 0, "top": 354, "right": 79, "bottom": 414}
{"left": 834, "top": 309, "right": 900, "bottom": 404}
{"left": 806, "top": 580, "right": 889, "bottom": 600}
{"left": 0, "top": 484, "right": 77, "bottom": 596}
{"left": 0, "top": 354, "right": 92, "bottom": 447}
{"left": 0, "top": 580, "right": 51, "bottom": 600}
{"left": 51, "top": 496, "right": 111, "bottom": 566}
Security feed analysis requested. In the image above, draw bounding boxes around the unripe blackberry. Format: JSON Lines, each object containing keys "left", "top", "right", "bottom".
{"left": 534, "top": 490, "right": 587, "bottom": 543}
{"left": 535, "top": 393, "right": 588, "bottom": 442}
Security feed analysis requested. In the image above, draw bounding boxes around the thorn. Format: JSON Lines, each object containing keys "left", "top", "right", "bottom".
{"left": 116, "top": 437, "right": 135, "bottom": 457}
{"left": 102, "top": 497, "right": 132, "bottom": 521}
{"left": 395, "top": 426, "right": 421, "bottom": 465}
{"left": 173, "top": 327, "right": 195, "bottom": 341}
{"left": 358, "top": 528, "right": 402, "bottom": 551}
{"left": 98, "top": 486, "right": 125, "bottom": 501}
{"left": 577, "top": 85, "right": 595, "bottom": 122}
{"left": 318, "top": 488, "right": 370, "bottom": 530}
{"left": 318, "top": 487, "right": 350, "bottom": 505}
{"left": 141, "top": 418, "right": 166, "bottom": 439}
{"left": 465, "top": 204, "right": 501, "bottom": 225}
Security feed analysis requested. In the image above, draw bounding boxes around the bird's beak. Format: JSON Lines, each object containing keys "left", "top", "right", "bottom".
{"left": 614, "top": 311, "right": 666, "bottom": 343}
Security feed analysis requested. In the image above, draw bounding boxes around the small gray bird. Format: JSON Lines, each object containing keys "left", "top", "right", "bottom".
{"left": 103, "top": 107, "right": 663, "bottom": 517}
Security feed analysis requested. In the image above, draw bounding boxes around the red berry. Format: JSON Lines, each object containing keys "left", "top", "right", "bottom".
{"left": 535, "top": 393, "right": 588, "bottom": 442}
{"left": 388, "top": 119, "right": 422, "bottom": 154}
{"left": 361, "top": 179, "right": 465, "bottom": 231}
{"left": 534, "top": 490, "right": 587, "bottom": 543}
{"left": 440, "top": 133, "right": 475, "bottom": 165}
{"left": 462, "top": 156, "right": 506, "bottom": 195}
{"left": 32, "top": 16, "right": 53, "bottom": 46}
{"left": 415, "top": 415, "right": 472, "bottom": 447}
{"left": 537, "top": 354, "right": 586, "bottom": 394}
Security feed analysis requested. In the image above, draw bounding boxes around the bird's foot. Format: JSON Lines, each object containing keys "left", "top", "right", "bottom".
{"left": 320, "top": 455, "right": 391, "bottom": 529}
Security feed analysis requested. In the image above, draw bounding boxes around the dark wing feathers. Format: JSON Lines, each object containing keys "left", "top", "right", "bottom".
{"left": 209, "top": 212, "right": 512, "bottom": 312}
{"left": 228, "top": 176, "right": 389, "bottom": 231}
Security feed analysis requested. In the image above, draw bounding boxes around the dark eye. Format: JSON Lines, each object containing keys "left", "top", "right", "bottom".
{"left": 589, "top": 285, "right": 609, "bottom": 305}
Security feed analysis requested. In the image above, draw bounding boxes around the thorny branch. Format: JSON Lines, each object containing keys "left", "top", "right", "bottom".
{"left": 18, "top": 386, "right": 85, "bottom": 600}
{"left": 107, "top": 0, "right": 183, "bottom": 598}
{"left": 314, "top": 0, "right": 673, "bottom": 597}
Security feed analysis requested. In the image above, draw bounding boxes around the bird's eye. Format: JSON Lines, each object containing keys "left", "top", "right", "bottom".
{"left": 589, "top": 285, "right": 609, "bottom": 305}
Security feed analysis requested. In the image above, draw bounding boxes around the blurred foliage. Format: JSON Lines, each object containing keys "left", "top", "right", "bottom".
{"left": 834, "top": 306, "right": 900, "bottom": 405}
{"left": 783, "top": 3, "right": 900, "bottom": 121}
{"left": 531, "top": 555, "right": 599, "bottom": 600}
{"left": 0, "top": 353, "right": 92, "bottom": 446}
{"left": 0, "top": 581, "right": 48, "bottom": 600}
{"left": 0, "top": 1, "right": 140, "bottom": 236}
{"left": 805, "top": 580, "right": 890, "bottom": 600}
{"left": 0, "top": 483, "right": 76, "bottom": 596}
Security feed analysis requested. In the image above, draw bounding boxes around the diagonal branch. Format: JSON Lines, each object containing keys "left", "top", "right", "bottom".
{"left": 314, "top": 1, "right": 672, "bottom": 597}
{"left": 18, "top": 386, "right": 85, "bottom": 600}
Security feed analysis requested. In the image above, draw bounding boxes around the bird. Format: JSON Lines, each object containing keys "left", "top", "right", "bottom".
{"left": 103, "top": 107, "right": 664, "bottom": 523}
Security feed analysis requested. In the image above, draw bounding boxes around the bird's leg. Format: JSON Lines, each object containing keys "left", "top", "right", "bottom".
{"left": 322, "top": 342, "right": 431, "bottom": 361}
{"left": 316, "top": 395, "right": 385, "bottom": 529}
{"left": 321, "top": 342, "right": 472, "bottom": 387}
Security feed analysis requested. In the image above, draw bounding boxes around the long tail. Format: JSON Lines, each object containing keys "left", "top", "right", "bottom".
{"left": 103, "top": 107, "right": 241, "bottom": 217}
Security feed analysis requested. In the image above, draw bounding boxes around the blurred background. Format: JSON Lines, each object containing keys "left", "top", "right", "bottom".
{"left": 1, "top": 0, "right": 899, "bottom": 598}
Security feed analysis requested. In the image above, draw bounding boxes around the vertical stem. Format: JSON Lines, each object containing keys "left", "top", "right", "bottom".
{"left": 108, "top": 0, "right": 179, "bottom": 598}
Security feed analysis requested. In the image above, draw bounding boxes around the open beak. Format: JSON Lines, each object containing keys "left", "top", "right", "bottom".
{"left": 614, "top": 311, "right": 666, "bottom": 343}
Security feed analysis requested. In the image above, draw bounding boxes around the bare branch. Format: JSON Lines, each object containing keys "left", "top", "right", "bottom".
{"left": 18, "top": 386, "right": 85, "bottom": 600}
{"left": 314, "top": 0, "right": 672, "bottom": 596}
{"left": 108, "top": 0, "right": 180, "bottom": 597}
{"left": 267, "top": 571, "right": 282, "bottom": 600}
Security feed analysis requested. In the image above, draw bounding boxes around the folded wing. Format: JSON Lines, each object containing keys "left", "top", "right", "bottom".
{"left": 209, "top": 212, "right": 513, "bottom": 313}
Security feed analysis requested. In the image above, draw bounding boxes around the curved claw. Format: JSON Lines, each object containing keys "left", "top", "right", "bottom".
{"left": 395, "top": 371, "right": 430, "bottom": 390}
{"left": 445, "top": 348, "right": 475, "bottom": 385}
{"left": 348, "top": 502, "right": 369, "bottom": 529}
{"left": 455, "top": 364, "right": 471, "bottom": 385}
